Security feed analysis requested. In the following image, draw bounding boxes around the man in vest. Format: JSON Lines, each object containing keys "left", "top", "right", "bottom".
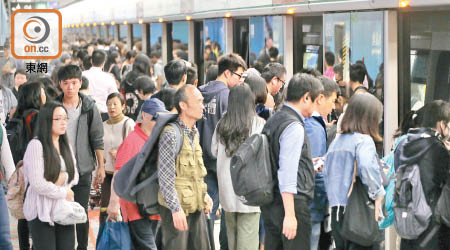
{"left": 158, "top": 84, "right": 213, "bottom": 250}
{"left": 262, "top": 73, "right": 323, "bottom": 250}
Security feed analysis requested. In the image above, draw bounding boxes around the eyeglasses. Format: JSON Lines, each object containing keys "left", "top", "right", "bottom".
{"left": 277, "top": 77, "right": 286, "bottom": 87}
{"left": 53, "top": 117, "right": 68, "bottom": 122}
{"left": 232, "top": 71, "right": 243, "bottom": 79}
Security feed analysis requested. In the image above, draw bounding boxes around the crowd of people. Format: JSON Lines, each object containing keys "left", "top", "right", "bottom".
{"left": 0, "top": 36, "right": 448, "bottom": 250}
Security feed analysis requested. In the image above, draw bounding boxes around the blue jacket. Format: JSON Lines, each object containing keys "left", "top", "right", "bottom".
{"left": 324, "top": 133, "right": 385, "bottom": 208}
{"left": 197, "top": 80, "right": 229, "bottom": 173}
{"left": 305, "top": 115, "right": 328, "bottom": 222}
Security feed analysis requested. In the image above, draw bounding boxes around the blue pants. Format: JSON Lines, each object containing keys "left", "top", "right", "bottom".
{"left": 0, "top": 181, "right": 13, "bottom": 250}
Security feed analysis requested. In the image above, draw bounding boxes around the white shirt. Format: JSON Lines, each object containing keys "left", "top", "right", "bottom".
{"left": 82, "top": 67, "right": 118, "bottom": 113}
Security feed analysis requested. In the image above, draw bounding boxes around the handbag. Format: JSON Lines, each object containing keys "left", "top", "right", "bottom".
{"left": 96, "top": 221, "right": 131, "bottom": 250}
{"left": 341, "top": 161, "right": 382, "bottom": 247}
{"left": 52, "top": 200, "right": 87, "bottom": 225}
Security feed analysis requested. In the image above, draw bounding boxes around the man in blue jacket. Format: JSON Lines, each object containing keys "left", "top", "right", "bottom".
{"left": 304, "top": 76, "right": 339, "bottom": 250}
{"left": 197, "top": 53, "right": 246, "bottom": 246}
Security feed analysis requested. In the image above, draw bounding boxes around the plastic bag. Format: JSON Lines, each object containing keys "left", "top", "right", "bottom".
{"left": 52, "top": 200, "right": 87, "bottom": 225}
{"left": 96, "top": 221, "right": 131, "bottom": 250}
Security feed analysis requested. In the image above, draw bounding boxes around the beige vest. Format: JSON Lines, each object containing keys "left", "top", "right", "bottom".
{"left": 158, "top": 125, "right": 208, "bottom": 215}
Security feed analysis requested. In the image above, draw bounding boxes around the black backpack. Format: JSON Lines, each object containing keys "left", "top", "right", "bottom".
{"left": 113, "top": 112, "right": 184, "bottom": 216}
{"left": 230, "top": 133, "right": 274, "bottom": 206}
{"left": 6, "top": 109, "right": 38, "bottom": 165}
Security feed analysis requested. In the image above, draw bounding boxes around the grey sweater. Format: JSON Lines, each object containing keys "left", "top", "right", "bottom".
{"left": 57, "top": 93, "right": 104, "bottom": 175}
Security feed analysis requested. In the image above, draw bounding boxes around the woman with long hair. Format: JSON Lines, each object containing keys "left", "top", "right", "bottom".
{"left": 211, "top": 84, "right": 265, "bottom": 250}
{"left": 395, "top": 100, "right": 450, "bottom": 250}
{"left": 22, "top": 101, "right": 78, "bottom": 249}
{"left": 10, "top": 81, "right": 47, "bottom": 250}
{"left": 324, "top": 93, "right": 385, "bottom": 250}
{"left": 99, "top": 92, "right": 135, "bottom": 224}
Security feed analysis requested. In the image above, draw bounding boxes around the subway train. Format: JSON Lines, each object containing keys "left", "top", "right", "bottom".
{"left": 60, "top": 0, "right": 449, "bottom": 249}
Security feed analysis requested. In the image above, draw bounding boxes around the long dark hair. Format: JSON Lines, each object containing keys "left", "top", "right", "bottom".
{"left": 217, "top": 84, "right": 255, "bottom": 157}
{"left": 104, "top": 51, "right": 120, "bottom": 72}
{"left": 37, "top": 102, "right": 75, "bottom": 183}
{"left": 340, "top": 92, "right": 383, "bottom": 142}
{"left": 16, "top": 81, "right": 45, "bottom": 115}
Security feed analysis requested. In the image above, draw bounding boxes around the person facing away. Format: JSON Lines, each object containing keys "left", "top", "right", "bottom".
{"left": 133, "top": 75, "right": 157, "bottom": 121}
{"left": 211, "top": 84, "right": 266, "bottom": 250}
{"left": 157, "top": 84, "right": 213, "bottom": 250}
{"left": 23, "top": 101, "right": 79, "bottom": 250}
{"left": 261, "top": 73, "right": 324, "bottom": 250}
{"left": 98, "top": 93, "right": 135, "bottom": 225}
{"left": 323, "top": 52, "right": 335, "bottom": 80}
{"left": 56, "top": 65, "right": 104, "bottom": 250}
{"left": 261, "top": 62, "right": 286, "bottom": 110}
{"left": 395, "top": 100, "right": 450, "bottom": 250}
{"left": 323, "top": 93, "right": 385, "bottom": 250}
{"left": 0, "top": 41, "right": 16, "bottom": 90}
{"left": 107, "top": 98, "right": 167, "bottom": 250}
{"left": 244, "top": 69, "right": 273, "bottom": 121}
{"left": 151, "top": 59, "right": 187, "bottom": 100}
{"left": 82, "top": 49, "right": 119, "bottom": 121}
{"left": 349, "top": 63, "right": 368, "bottom": 96}
{"left": 197, "top": 53, "right": 247, "bottom": 222}
{"left": 304, "top": 76, "right": 339, "bottom": 250}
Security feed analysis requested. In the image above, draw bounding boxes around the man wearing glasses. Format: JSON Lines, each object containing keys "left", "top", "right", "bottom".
{"left": 197, "top": 53, "right": 247, "bottom": 247}
{"left": 261, "top": 63, "right": 287, "bottom": 109}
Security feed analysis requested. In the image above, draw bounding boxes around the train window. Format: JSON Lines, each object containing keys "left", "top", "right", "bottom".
{"left": 249, "top": 16, "right": 284, "bottom": 71}
{"left": 109, "top": 25, "right": 115, "bottom": 41}
{"left": 294, "top": 16, "right": 323, "bottom": 73}
{"left": 119, "top": 24, "right": 128, "bottom": 44}
{"left": 203, "top": 18, "right": 225, "bottom": 83}
{"left": 172, "top": 21, "right": 189, "bottom": 61}
{"left": 132, "top": 24, "right": 142, "bottom": 47}
{"left": 408, "top": 11, "right": 450, "bottom": 110}
{"left": 150, "top": 23, "right": 162, "bottom": 54}
{"left": 100, "top": 26, "right": 105, "bottom": 39}
{"left": 233, "top": 19, "right": 249, "bottom": 65}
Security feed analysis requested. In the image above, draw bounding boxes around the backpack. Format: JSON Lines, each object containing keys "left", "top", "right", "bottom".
{"left": 230, "top": 133, "right": 274, "bottom": 206}
{"left": 6, "top": 161, "right": 25, "bottom": 219}
{"left": 435, "top": 177, "right": 450, "bottom": 227}
{"left": 393, "top": 162, "right": 432, "bottom": 239}
{"left": 113, "top": 112, "right": 184, "bottom": 216}
{"left": 6, "top": 109, "right": 38, "bottom": 165}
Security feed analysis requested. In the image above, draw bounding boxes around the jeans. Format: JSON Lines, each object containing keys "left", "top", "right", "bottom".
{"left": 311, "top": 222, "right": 321, "bottom": 250}
{"left": 0, "top": 181, "right": 13, "bottom": 250}
{"left": 72, "top": 173, "right": 92, "bottom": 250}
{"left": 128, "top": 218, "right": 157, "bottom": 250}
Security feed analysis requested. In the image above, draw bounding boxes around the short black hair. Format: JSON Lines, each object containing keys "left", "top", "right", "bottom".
{"left": 92, "top": 49, "right": 107, "bottom": 67}
{"left": 135, "top": 76, "right": 156, "bottom": 95}
{"left": 299, "top": 68, "right": 322, "bottom": 77}
{"left": 160, "top": 87, "right": 178, "bottom": 112}
{"left": 186, "top": 66, "right": 198, "bottom": 85}
{"left": 268, "top": 47, "right": 279, "bottom": 59}
{"left": 14, "top": 68, "right": 28, "bottom": 78}
{"left": 82, "top": 55, "right": 92, "bottom": 70}
{"left": 126, "top": 50, "right": 137, "bottom": 60}
{"left": 81, "top": 76, "right": 89, "bottom": 90}
{"left": 205, "top": 64, "right": 218, "bottom": 84}
{"left": 218, "top": 53, "right": 247, "bottom": 76}
{"left": 58, "top": 65, "right": 82, "bottom": 82}
{"left": 286, "top": 73, "right": 323, "bottom": 102}
{"left": 244, "top": 73, "right": 267, "bottom": 105}
{"left": 261, "top": 63, "right": 286, "bottom": 83}
{"left": 350, "top": 63, "right": 366, "bottom": 83}
{"left": 333, "top": 63, "right": 343, "bottom": 76}
{"left": 164, "top": 59, "right": 187, "bottom": 85}
{"left": 420, "top": 100, "right": 450, "bottom": 128}
{"left": 325, "top": 52, "right": 335, "bottom": 66}
{"left": 317, "top": 76, "right": 340, "bottom": 97}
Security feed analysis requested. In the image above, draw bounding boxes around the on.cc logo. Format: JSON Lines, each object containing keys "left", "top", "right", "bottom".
{"left": 23, "top": 16, "right": 50, "bottom": 44}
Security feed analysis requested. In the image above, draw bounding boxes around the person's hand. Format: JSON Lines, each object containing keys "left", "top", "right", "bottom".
{"left": 375, "top": 196, "right": 383, "bottom": 221}
{"left": 107, "top": 200, "right": 120, "bottom": 221}
{"left": 55, "top": 172, "right": 67, "bottom": 186}
{"left": 444, "top": 140, "right": 450, "bottom": 151}
{"left": 172, "top": 210, "right": 188, "bottom": 231}
{"left": 66, "top": 188, "right": 74, "bottom": 201}
{"left": 204, "top": 194, "right": 213, "bottom": 215}
{"left": 109, "top": 149, "right": 117, "bottom": 160}
{"left": 282, "top": 215, "right": 297, "bottom": 240}
{"left": 96, "top": 167, "right": 106, "bottom": 184}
